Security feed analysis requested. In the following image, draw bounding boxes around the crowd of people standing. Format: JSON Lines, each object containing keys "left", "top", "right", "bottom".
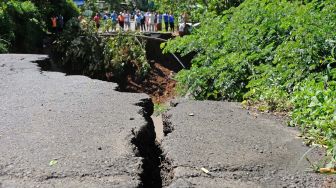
{"left": 134, "top": 11, "right": 175, "bottom": 32}
{"left": 91, "top": 10, "right": 187, "bottom": 33}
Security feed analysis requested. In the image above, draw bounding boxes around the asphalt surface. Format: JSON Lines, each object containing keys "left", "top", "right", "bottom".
{"left": 1, "top": 54, "right": 335, "bottom": 188}
{"left": 161, "top": 100, "right": 336, "bottom": 188}
{"left": 0, "top": 54, "right": 153, "bottom": 187}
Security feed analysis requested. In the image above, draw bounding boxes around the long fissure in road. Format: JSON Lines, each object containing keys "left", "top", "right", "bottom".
{"left": 37, "top": 57, "right": 167, "bottom": 187}
{"left": 0, "top": 54, "right": 167, "bottom": 187}
{"left": 38, "top": 57, "right": 167, "bottom": 187}
{"left": 1, "top": 55, "right": 335, "bottom": 187}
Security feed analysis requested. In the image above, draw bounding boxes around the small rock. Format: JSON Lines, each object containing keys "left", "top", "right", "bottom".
{"left": 189, "top": 113, "right": 194, "bottom": 116}
{"left": 130, "top": 117, "right": 135, "bottom": 120}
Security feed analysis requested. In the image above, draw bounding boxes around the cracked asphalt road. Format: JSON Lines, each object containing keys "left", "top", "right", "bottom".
{"left": 0, "top": 54, "right": 151, "bottom": 187}
{"left": 161, "top": 100, "right": 336, "bottom": 188}
{"left": 1, "top": 54, "right": 335, "bottom": 188}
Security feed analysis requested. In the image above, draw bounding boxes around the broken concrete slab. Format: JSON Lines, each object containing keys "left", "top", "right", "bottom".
{"left": 161, "top": 100, "right": 336, "bottom": 187}
{"left": 0, "top": 54, "right": 156, "bottom": 187}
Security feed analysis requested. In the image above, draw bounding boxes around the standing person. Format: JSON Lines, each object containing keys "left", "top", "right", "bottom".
{"left": 103, "top": 13, "right": 108, "bottom": 32}
{"left": 145, "top": 11, "right": 150, "bottom": 31}
{"left": 163, "top": 12, "right": 169, "bottom": 32}
{"left": 124, "top": 11, "right": 130, "bottom": 31}
{"left": 140, "top": 12, "right": 146, "bottom": 32}
{"left": 51, "top": 15, "right": 57, "bottom": 34}
{"left": 148, "top": 11, "right": 155, "bottom": 32}
{"left": 154, "top": 12, "right": 158, "bottom": 31}
{"left": 103, "top": 13, "right": 108, "bottom": 21}
{"left": 169, "top": 13, "right": 175, "bottom": 32}
{"left": 57, "top": 14, "right": 64, "bottom": 33}
{"left": 111, "top": 11, "right": 117, "bottom": 31}
{"left": 93, "top": 13, "right": 100, "bottom": 29}
{"left": 118, "top": 12, "right": 124, "bottom": 31}
{"left": 135, "top": 12, "right": 141, "bottom": 31}
{"left": 157, "top": 12, "right": 162, "bottom": 31}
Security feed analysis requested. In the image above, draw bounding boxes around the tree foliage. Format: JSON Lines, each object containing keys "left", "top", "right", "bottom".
{"left": 0, "top": 0, "right": 44, "bottom": 52}
{"left": 153, "top": 0, "right": 243, "bottom": 20}
{"left": 0, "top": 0, "right": 79, "bottom": 53}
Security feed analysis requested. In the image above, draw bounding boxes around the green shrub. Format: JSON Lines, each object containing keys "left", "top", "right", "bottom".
{"left": 52, "top": 18, "right": 105, "bottom": 77}
{"left": 291, "top": 75, "right": 336, "bottom": 159}
{"left": 52, "top": 18, "right": 149, "bottom": 82}
{"left": 103, "top": 33, "right": 149, "bottom": 82}
{"left": 0, "top": 0, "right": 44, "bottom": 52}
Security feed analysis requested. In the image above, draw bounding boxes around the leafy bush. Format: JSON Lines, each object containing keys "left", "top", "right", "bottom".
{"left": 52, "top": 18, "right": 105, "bottom": 77}
{"left": 0, "top": 3, "right": 14, "bottom": 53}
{"left": 0, "top": 0, "right": 79, "bottom": 53}
{"left": 291, "top": 71, "right": 336, "bottom": 159}
{"left": 103, "top": 33, "right": 149, "bottom": 82}
{"left": 0, "top": 0, "right": 44, "bottom": 52}
{"left": 52, "top": 18, "right": 149, "bottom": 82}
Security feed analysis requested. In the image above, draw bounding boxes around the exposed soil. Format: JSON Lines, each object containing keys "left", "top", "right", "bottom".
{"left": 123, "top": 62, "right": 177, "bottom": 104}
{"left": 119, "top": 32, "right": 193, "bottom": 104}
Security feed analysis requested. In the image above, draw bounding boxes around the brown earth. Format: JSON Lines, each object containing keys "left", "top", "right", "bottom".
{"left": 123, "top": 62, "right": 177, "bottom": 104}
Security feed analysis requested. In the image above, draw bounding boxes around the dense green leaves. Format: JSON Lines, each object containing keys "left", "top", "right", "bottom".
{"left": 51, "top": 18, "right": 149, "bottom": 82}
{"left": 0, "top": 0, "right": 44, "bottom": 52}
{"left": 104, "top": 33, "right": 149, "bottom": 81}
{"left": 0, "top": 0, "right": 79, "bottom": 53}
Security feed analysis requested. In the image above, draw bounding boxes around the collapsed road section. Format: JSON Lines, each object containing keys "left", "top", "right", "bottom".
{"left": 0, "top": 54, "right": 161, "bottom": 187}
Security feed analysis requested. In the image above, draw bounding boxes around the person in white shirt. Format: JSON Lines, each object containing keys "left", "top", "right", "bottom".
{"left": 145, "top": 11, "right": 150, "bottom": 31}
{"left": 148, "top": 12, "right": 155, "bottom": 32}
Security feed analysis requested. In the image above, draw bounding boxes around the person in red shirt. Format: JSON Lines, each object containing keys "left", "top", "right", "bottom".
{"left": 51, "top": 16, "right": 57, "bottom": 34}
{"left": 93, "top": 13, "right": 100, "bottom": 29}
{"left": 117, "top": 12, "right": 124, "bottom": 31}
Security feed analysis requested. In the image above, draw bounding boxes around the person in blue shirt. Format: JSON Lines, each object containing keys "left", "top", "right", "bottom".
{"left": 135, "top": 11, "right": 141, "bottom": 31}
{"left": 110, "top": 11, "right": 117, "bottom": 31}
{"left": 169, "top": 14, "right": 174, "bottom": 32}
{"left": 163, "top": 13, "right": 169, "bottom": 32}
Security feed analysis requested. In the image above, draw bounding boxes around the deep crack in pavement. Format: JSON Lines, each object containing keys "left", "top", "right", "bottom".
{"left": 0, "top": 54, "right": 162, "bottom": 187}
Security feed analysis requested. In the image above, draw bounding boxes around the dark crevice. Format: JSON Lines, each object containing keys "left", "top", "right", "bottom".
{"left": 34, "top": 59, "right": 166, "bottom": 187}
{"left": 160, "top": 155, "right": 175, "bottom": 187}
{"left": 133, "top": 99, "right": 163, "bottom": 188}
{"left": 162, "top": 113, "right": 174, "bottom": 136}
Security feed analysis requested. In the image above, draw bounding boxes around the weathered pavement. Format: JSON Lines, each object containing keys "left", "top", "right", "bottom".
{"left": 161, "top": 101, "right": 336, "bottom": 187}
{"left": 0, "top": 54, "right": 157, "bottom": 187}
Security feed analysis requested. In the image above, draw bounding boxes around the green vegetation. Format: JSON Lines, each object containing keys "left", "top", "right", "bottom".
{"left": 51, "top": 18, "right": 149, "bottom": 82}
{"left": 0, "top": 0, "right": 79, "bottom": 53}
{"left": 153, "top": 0, "right": 243, "bottom": 20}
{"left": 0, "top": 0, "right": 43, "bottom": 52}
{"left": 104, "top": 32, "right": 149, "bottom": 81}
{"left": 163, "top": 0, "right": 336, "bottom": 162}
{"left": 153, "top": 103, "right": 169, "bottom": 116}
